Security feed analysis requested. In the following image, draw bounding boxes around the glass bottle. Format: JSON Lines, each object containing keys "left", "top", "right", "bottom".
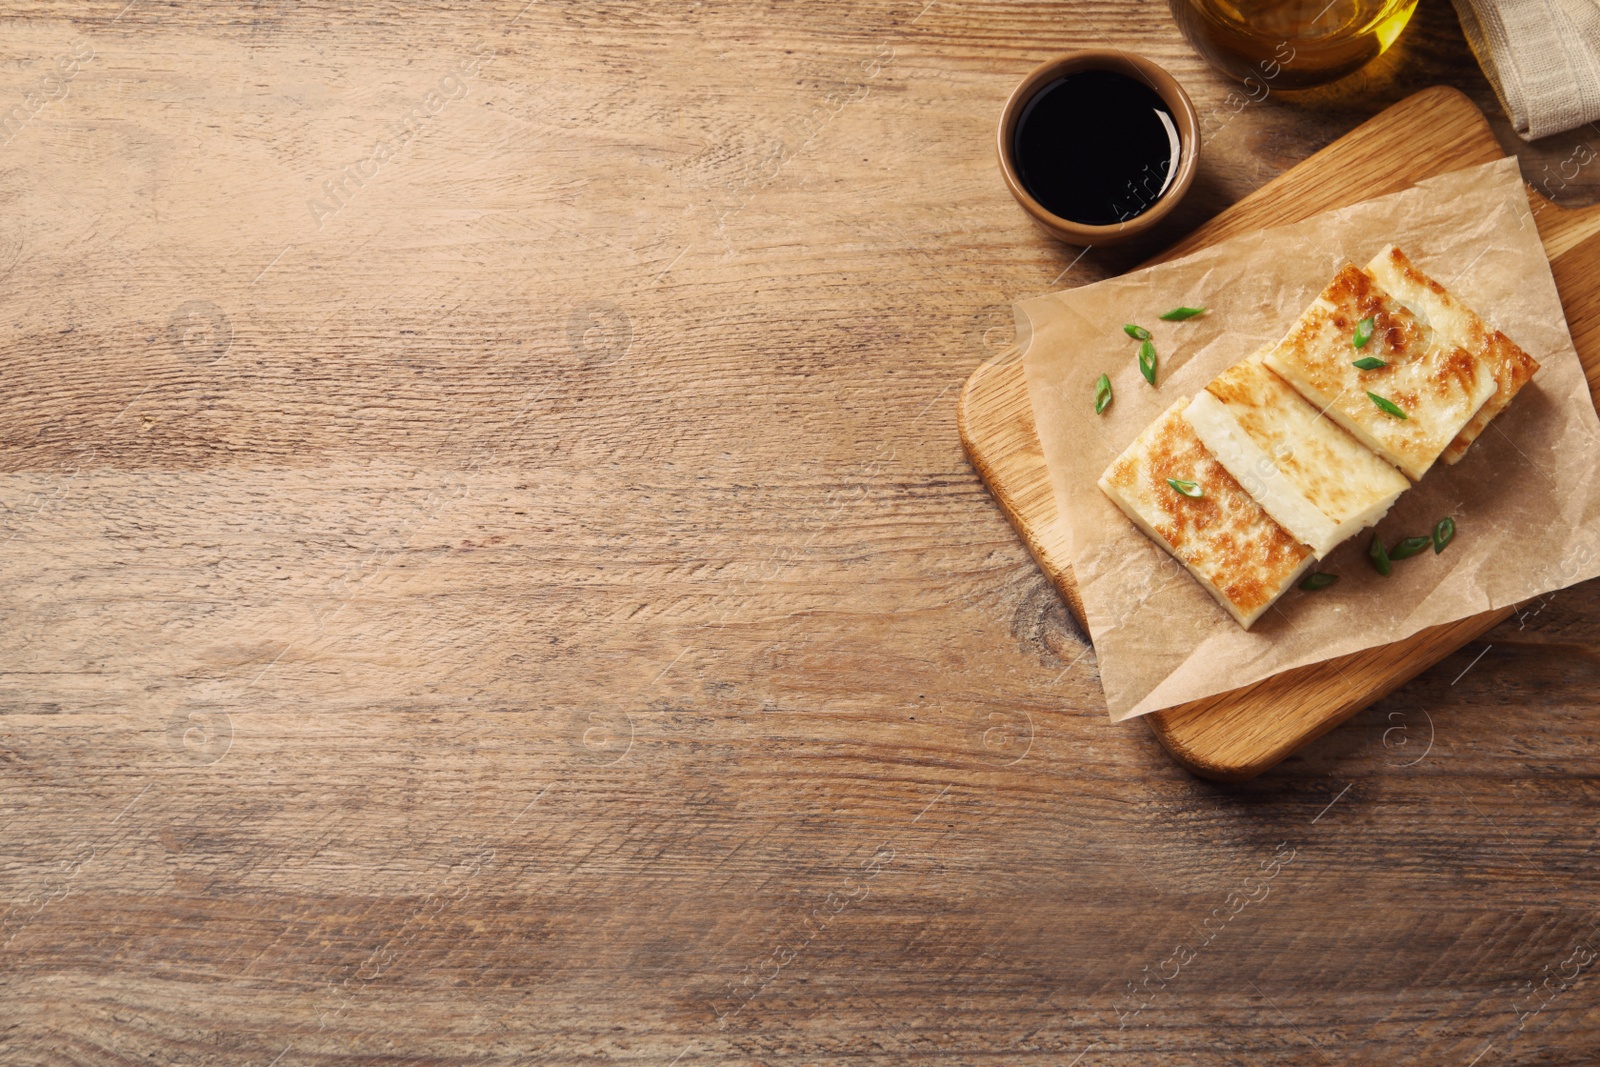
{"left": 1168, "top": 0, "right": 1419, "bottom": 89}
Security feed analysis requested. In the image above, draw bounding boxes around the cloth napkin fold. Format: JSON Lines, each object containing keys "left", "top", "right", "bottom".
{"left": 1452, "top": 0, "right": 1600, "bottom": 141}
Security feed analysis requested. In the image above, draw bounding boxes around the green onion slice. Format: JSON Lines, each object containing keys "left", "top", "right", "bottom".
{"left": 1123, "top": 324, "right": 1151, "bottom": 341}
{"left": 1299, "top": 572, "right": 1339, "bottom": 592}
{"left": 1367, "top": 392, "right": 1407, "bottom": 419}
{"left": 1353, "top": 316, "right": 1375, "bottom": 349}
{"left": 1433, "top": 516, "right": 1455, "bottom": 554}
{"left": 1094, "top": 373, "right": 1113, "bottom": 415}
{"left": 1159, "top": 307, "right": 1206, "bottom": 321}
{"left": 1138, "top": 340, "right": 1157, "bottom": 385}
{"left": 1389, "top": 535, "right": 1432, "bottom": 561}
{"left": 1166, "top": 477, "right": 1203, "bottom": 498}
{"left": 1351, "top": 356, "right": 1388, "bottom": 370}
{"left": 1369, "top": 534, "right": 1391, "bottom": 576}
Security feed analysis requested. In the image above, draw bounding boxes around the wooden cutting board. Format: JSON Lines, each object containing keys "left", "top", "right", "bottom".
{"left": 958, "top": 87, "right": 1600, "bottom": 782}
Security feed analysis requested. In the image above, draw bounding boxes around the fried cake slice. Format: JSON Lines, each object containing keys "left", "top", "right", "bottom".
{"left": 1262, "top": 263, "right": 1498, "bottom": 481}
{"left": 1362, "top": 245, "right": 1539, "bottom": 465}
{"left": 1098, "top": 397, "right": 1315, "bottom": 629}
{"left": 1184, "top": 347, "right": 1409, "bottom": 558}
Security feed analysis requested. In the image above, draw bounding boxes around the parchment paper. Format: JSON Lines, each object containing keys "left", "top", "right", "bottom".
{"left": 1020, "top": 158, "right": 1600, "bottom": 721}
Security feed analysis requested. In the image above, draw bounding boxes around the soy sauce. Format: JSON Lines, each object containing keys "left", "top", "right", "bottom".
{"left": 1013, "top": 70, "right": 1181, "bottom": 226}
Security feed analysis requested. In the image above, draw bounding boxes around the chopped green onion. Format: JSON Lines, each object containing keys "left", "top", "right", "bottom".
{"left": 1389, "top": 535, "right": 1432, "bottom": 561}
{"left": 1367, "top": 391, "right": 1407, "bottom": 419}
{"left": 1166, "top": 477, "right": 1203, "bottom": 498}
{"left": 1123, "top": 324, "right": 1151, "bottom": 341}
{"left": 1433, "top": 516, "right": 1455, "bottom": 554}
{"left": 1299, "top": 572, "right": 1339, "bottom": 591}
{"left": 1351, "top": 356, "right": 1388, "bottom": 370}
{"left": 1369, "top": 534, "right": 1391, "bottom": 576}
{"left": 1138, "top": 340, "right": 1157, "bottom": 385}
{"left": 1094, "top": 373, "right": 1113, "bottom": 415}
{"left": 1353, "top": 316, "right": 1375, "bottom": 349}
{"left": 1159, "top": 306, "right": 1206, "bottom": 321}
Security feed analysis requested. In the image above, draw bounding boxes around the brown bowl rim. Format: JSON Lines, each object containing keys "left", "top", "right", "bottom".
{"left": 997, "top": 50, "right": 1201, "bottom": 246}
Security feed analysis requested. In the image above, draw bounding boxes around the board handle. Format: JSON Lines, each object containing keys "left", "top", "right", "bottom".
{"left": 1529, "top": 186, "right": 1600, "bottom": 260}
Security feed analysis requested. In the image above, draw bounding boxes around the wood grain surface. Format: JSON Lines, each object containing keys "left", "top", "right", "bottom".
{"left": 959, "top": 88, "right": 1600, "bottom": 781}
{"left": 4, "top": 2, "right": 1600, "bottom": 1064}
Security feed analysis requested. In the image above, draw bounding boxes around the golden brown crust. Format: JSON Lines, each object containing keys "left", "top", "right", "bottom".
{"left": 1443, "top": 329, "right": 1541, "bottom": 462}
{"left": 1102, "top": 405, "right": 1311, "bottom": 621}
{"left": 1264, "top": 261, "right": 1499, "bottom": 481}
{"left": 1364, "top": 246, "right": 1540, "bottom": 465}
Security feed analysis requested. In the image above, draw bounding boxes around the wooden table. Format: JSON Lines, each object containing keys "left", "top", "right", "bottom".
{"left": 3, "top": 2, "right": 1598, "bottom": 1063}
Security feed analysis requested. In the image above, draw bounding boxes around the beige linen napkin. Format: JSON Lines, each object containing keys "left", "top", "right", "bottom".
{"left": 1452, "top": 0, "right": 1600, "bottom": 140}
